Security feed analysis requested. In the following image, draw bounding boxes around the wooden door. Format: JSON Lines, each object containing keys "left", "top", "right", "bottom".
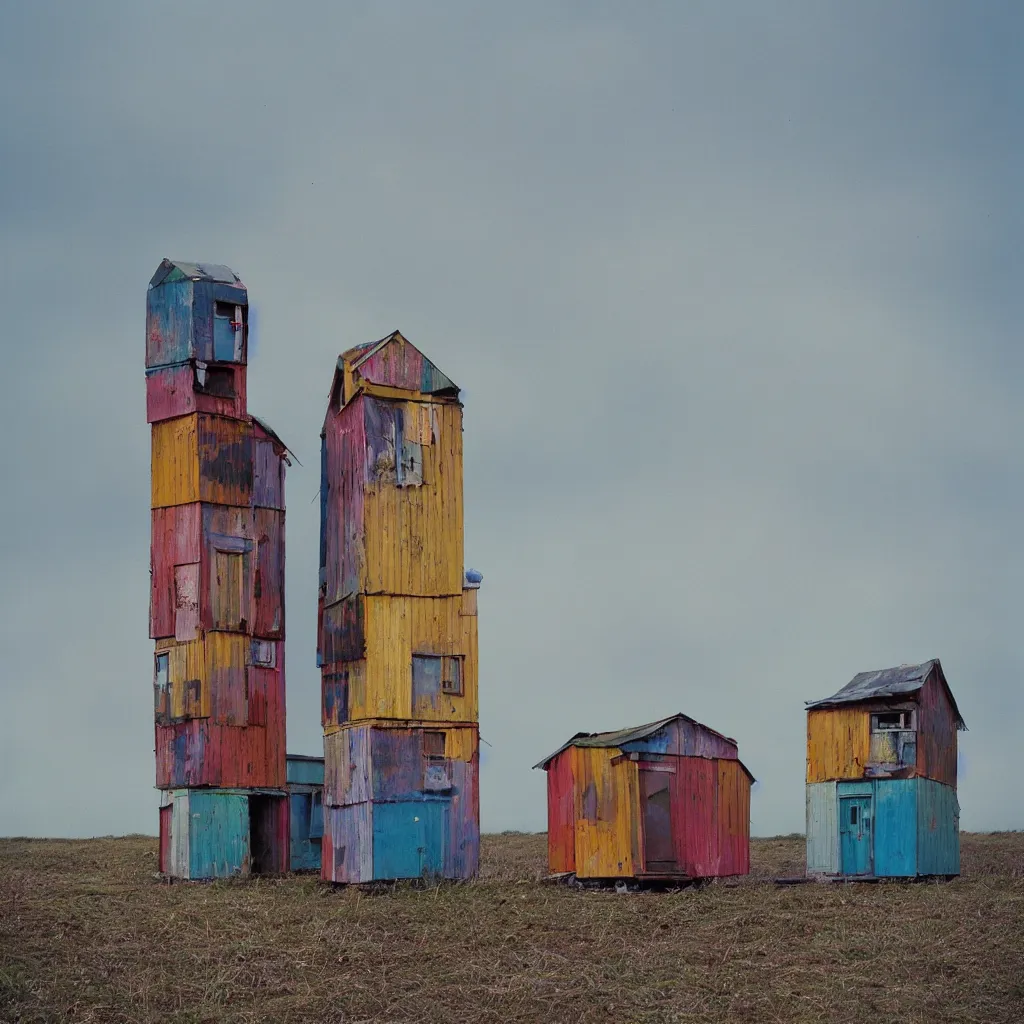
{"left": 641, "top": 769, "right": 677, "bottom": 872}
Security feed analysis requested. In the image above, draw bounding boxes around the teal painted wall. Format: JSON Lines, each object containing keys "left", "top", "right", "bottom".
{"left": 917, "top": 779, "right": 960, "bottom": 876}
{"left": 873, "top": 779, "right": 917, "bottom": 877}
{"left": 188, "top": 791, "right": 249, "bottom": 878}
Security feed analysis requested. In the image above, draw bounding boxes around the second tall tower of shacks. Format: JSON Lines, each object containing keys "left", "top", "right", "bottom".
{"left": 318, "top": 331, "right": 481, "bottom": 883}
{"left": 147, "top": 260, "right": 291, "bottom": 879}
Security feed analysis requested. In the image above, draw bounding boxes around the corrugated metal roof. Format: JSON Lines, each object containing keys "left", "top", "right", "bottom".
{"left": 805, "top": 658, "right": 965, "bottom": 728}
{"left": 533, "top": 713, "right": 739, "bottom": 771}
{"left": 150, "top": 259, "right": 243, "bottom": 288}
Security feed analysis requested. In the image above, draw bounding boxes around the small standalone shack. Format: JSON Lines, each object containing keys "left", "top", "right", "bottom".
{"left": 535, "top": 714, "right": 753, "bottom": 882}
{"left": 805, "top": 659, "right": 965, "bottom": 879}
{"left": 286, "top": 755, "right": 324, "bottom": 872}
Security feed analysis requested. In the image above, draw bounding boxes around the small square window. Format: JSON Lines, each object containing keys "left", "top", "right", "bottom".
{"left": 423, "top": 731, "right": 446, "bottom": 759}
{"left": 441, "top": 656, "right": 463, "bottom": 695}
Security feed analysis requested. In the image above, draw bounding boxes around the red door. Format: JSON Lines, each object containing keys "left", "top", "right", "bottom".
{"left": 158, "top": 805, "right": 172, "bottom": 874}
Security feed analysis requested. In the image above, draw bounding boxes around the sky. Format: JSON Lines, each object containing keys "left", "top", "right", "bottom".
{"left": 1, "top": 1, "right": 1022, "bottom": 838}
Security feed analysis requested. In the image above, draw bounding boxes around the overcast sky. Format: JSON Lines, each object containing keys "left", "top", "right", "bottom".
{"left": 1, "top": 2, "right": 1021, "bottom": 838}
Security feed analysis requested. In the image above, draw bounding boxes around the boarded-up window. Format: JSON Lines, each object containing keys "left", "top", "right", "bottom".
{"left": 252, "top": 639, "right": 276, "bottom": 668}
{"left": 213, "top": 550, "right": 244, "bottom": 630}
{"left": 412, "top": 655, "right": 442, "bottom": 714}
{"left": 423, "top": 731, "right": 446, "bottom": 759}
{"left": 173, "top": 563, "right": 200, "bottom": 642}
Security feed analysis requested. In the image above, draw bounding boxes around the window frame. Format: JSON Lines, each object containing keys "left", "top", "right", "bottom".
{"left": 871, "top": 710, "right": 915, "bottom": 733}
{"left": 440, "top": 655, "right": 464, "bottom": 696}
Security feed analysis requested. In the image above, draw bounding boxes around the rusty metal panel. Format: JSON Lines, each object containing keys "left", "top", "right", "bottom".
{"left": 356, "top": 335, "right": 425, "bottom": 392}
{"left": 320, "top": 596, "right": 365, "bottom": 665}
{"left": 146, "top": 279, "right": 194, "bottom": 368}
{"left": 806, "top": 707, "right": 871, "bottom": 783}
{"left": 146, "top": 364, "right": 247, "bottom": 423}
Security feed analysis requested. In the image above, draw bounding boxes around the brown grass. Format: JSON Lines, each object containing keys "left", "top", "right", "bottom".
{"left": 1, "top": 832, "right": 1022, "bottom": 1023}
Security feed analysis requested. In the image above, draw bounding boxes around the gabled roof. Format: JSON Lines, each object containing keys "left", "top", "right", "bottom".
{"left": 805, "top": 658, "right": 965, "bottom": 729}
{"left": 327, "top": 329, "right": 460, "bottom": 412}
{"left": 532, "top": 713, "right": 742, "bottom": 771}
{"left": 149, "top": 259, "right": 244, "bottom": 289}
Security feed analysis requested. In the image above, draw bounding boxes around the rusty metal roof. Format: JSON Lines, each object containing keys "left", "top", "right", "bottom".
{"left": 150, "top": 259, "right": 244, "bottom": 288}
{"left": 533, "top": 713, "right": 740, "bottom": 771}
{"left": 805, "top": 658, "right": 965, "bottom": 728}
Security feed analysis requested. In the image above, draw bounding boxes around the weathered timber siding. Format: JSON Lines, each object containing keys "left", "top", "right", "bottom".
{"left": 151, "top": 417, "right": 200, "bottom": 508}
{"left": 805, "top": 781, "right": 839, "bottom": 875}
{"left": 253, "top": 508, "right": 285, "bottom": 638}
{"left": 253, "top": 438, "right": 285, "bottom": 509}
{"left": 146, "top": 280, "right": 194, "bottom": 368}
{"left": 356, "top": 339, "right": 424, "bottom": 392}
{"left": 917, "top": 672, "right": 959, "bottom": 788}
{"left": 806, "top": 707, "right": 870, "bottom": 783}
{"left": 187, "top": 791, "right": 250, "bottom": 878}
{"left": 322, "top": 397, "right": 367, "bottom": 604}
{"left": 361, "top": 399, "right": 463, "bottom": 597}
{"left": 621, "top": 719, "right": 739, "bottom": 760}
{"left": 716, "top": 758, "right": 751, "bottom": 876}
{"left": 571, "top": 747, "right": 637, "bottom": 878}
{"left": 146, "top": 364, "right": 247, "bottom": 423}
{"left": 873, "top": 778, "right": 918, "bottom": 876}
{"left": 152, "top": 414, "right": 253, "bottom": 508}
{"left": 917, "top": 778, "right": 960, "bottom": 875}
{"left": 150, "top": 504, "right": 202, "bottom": 639}
{"left": 347, "top": 595, "right": 477, "bottom": 722}
{"left": 546, "top": 750, "right": 576, "bottom": 873}
{"left": 323, "top": 803, "right": 374, "bottom": 883}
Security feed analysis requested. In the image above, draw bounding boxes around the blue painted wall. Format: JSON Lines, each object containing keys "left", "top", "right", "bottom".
{"left": 188, "top": 791, "right": 249, "bottom": 879}
{"left": 372, "top": 801, "right": 447, "bottom": 880}
{"left": 289, "top": 792, "right": 323, "bottom": 872}
{"left": 917, "top": 779, "right": 960, "bottom": 876}
{"left": 287, "top": 757, "right": 325, "bottom": 786}
{"left": 873, "top": 779, "right": 917, "bottom": 877}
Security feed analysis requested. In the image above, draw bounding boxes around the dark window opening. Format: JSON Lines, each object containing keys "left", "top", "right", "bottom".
{"left": 215, "top": 300, "right": 240, "bottom": 320}
{"left": 199, "top": 365, "right": 236, "bottom": 398}
{"left": 872, "top": 711, "right": 912, "bottom": 732}
{"left": 850, "top": 805, "right": 858, "bottom": 825}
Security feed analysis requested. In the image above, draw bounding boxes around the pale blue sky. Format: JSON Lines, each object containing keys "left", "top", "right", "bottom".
{"left": 1, "top": 1, "right": 1021, "bottom": 836}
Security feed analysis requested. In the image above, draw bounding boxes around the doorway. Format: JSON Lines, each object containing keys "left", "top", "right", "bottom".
{"left": 640, "top": 769, "right": 677, "bottom": 872}
{"left": 839, "top": 795, "right": 873, "bottom": 876}
{"left": 249, "top": 795, "right": 284, "bottom": 875}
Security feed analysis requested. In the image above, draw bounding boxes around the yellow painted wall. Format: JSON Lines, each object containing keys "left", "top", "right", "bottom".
{"left": 342, "top": 593, "right": 478, "bottom": 722}
{"left": 155, "top": 633, "right": 249, "bottom": 723}
{"left": 806, "top": 708, "right": 871, "bottom": 783}
{"left": 362, "top": 401, "right": 464, "bottom": 597}
{"left": 151, "top": 414, "right": 251, "bottom": 508}
{"left": 151, "top": 416, "right": 199, "bottom": 508}
{"left": 323, "top": 719, "right": 478, "bottom": 762}
{"left": 571, "top": 747, "right": 638, "bottom": 878}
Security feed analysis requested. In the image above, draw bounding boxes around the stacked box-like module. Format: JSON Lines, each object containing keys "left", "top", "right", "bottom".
{"left": 147, "top": 259, "right": 291, "bottom": 879}
{"left": 318, "top": 331, "right": 481, "bottom": 882}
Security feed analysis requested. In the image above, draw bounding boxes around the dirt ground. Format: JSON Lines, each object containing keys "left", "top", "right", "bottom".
{"left": 1, "top": 831, "right": 1022, "bottom": 1023}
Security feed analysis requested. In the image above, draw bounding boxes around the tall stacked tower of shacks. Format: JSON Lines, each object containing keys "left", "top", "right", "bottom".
{"left": 318, "top": 331, "right": 481, "bottom": 883}
{"left": 146, "top": 259, "right": 291, "bottom": 879}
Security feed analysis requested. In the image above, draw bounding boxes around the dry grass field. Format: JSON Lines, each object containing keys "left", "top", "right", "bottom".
{"left": 1, "top": 832, "right": 1022, "bottom": 1024}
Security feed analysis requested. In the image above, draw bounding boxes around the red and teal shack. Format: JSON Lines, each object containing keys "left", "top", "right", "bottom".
{"left": 146, "top": 259, "right": 293, "bottom": 879}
